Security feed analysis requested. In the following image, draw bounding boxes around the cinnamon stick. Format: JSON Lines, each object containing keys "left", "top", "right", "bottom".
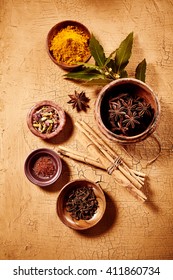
{"left": 76, "top": 123, "right": 147, "bottom": 202}
{"left": 58, "top": 145, "right": 105, "bottom": 170}
{"left": 75, "top": 121, "right": 145, "bottom": 190}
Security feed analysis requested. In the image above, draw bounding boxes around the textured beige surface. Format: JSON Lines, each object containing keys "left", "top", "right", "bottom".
{"left": 0, "top": 0, "right": 173, "bottom": 260}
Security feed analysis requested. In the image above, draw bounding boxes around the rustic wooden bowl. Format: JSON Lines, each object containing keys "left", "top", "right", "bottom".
{"left": 57, "top": 179, "right": 106, "bottom": 230}
{"left": 24, "top": 148, "right": 62, "bottom": 187}
{"left": 46, "top": 20, "right": 91, "bottom": 70}
{"left": 27, "top": 100, "right": 66, "bottom": 140}
{"left": 95, "top": 78, "right": 160, "bottom": 144}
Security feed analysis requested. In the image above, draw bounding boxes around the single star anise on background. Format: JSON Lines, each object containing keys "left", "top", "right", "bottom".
{"left": 67, "top": 90, "right": 90, "bottom": 112}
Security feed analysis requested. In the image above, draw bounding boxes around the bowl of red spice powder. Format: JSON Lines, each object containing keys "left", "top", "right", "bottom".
{"left": 27, "top": 100, "right": 66, "bottom": 140}
{"left": 24, "top": 148, "right": 62, "bottom": 187}
{"left": 46, "top": 20, "right": 91, "bottom": 70}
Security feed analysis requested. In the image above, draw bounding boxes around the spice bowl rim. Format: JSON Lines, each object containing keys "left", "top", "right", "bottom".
{"left": 57, "top": 179, "right": 106, "bottom": 230}
{"left": 95, "top": 78, "right": 161, "bottom": 144}
{"left": 27, "top": 100, "right": 66, "bottom": 140}
{"left": 24, "top": 148, "right": 62, "bottom": 187}
{"left": 46, "top": 20, "right": 91, "bottom": 71}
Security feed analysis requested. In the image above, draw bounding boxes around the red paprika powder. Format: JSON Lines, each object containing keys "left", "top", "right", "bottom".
{"left": 33, "top": 156, "right": 55, "bottom": 178}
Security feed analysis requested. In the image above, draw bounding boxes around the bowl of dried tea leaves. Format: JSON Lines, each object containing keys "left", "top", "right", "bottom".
{"left": 57, "top": 179, "right": 106, "bottom": 230}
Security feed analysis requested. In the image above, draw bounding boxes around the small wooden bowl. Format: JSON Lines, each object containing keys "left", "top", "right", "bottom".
{"left": 57, "top": 179, "right": 106, "bottom": 230}
{"left": 27, "top": 100, "right": 66, "bottom": 140}
{"left": 46, "top": 20, "right": 91, "bottom": 70}
{"left": 95, "top": 78, "right": 160, "bottom": 144}
{"left": 24, "top": 148, "right": 62, "bottom": 187}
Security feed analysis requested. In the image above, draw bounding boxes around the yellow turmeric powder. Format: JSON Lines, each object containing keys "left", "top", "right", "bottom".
{"left": 49, "top": 26, "right": 90, "bottom": 65}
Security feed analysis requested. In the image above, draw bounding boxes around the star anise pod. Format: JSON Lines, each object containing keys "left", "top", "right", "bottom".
{"left": 67, "top": 90, "right": 90, "bottom": 112}
{"left": 122, "top": 111, "right": 140, "bottom": 129}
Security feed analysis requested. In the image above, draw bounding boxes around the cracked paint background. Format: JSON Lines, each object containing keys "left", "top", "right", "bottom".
{"left": 0, "top": 0, "right": 173, "bottom": 260}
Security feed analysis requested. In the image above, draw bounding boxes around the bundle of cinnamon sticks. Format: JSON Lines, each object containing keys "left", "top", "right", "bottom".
{"left": 57, "top": 120, "right": 147, "bottom": 202}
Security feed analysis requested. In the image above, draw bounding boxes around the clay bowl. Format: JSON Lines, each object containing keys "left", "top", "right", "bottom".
{"left": 46, "top": 20, "right": 91, "bottom": 70}
{"left": 95, "top": 78, "right": 160, "bottom": 144}
{"left": 57, "top": 179, "right": 106, "bottom": 230}
{"left": 24, "top": 148, "right": 62, "bottom": 187}
{"left": 27, "top": 100, "right": 66, "bottom": 140}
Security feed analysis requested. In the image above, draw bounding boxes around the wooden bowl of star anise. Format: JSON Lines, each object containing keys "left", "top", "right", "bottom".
{"left": 95, "top": 78, "right": 160, "bottom": 144}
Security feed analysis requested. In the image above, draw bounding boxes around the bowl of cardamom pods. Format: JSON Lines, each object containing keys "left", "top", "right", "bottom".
{"left": 27, "top": 100, "right": 66, "bottom": 140}
{"left": 57, "top": 179, "right": 106, "bottom": 230}
{"left": 46, "top": 20, "right": 91, "bottom": 70}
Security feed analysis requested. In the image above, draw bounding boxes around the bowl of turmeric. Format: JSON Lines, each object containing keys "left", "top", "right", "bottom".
{"left": 47, "top": 20, "right": 91, "bottom": 70}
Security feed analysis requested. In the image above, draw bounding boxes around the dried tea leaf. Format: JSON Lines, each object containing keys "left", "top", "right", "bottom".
{"left": 89, "top": 34, "right": 106, "bottom": 67}
{"left": 114, "top": 32, "right": 133, "bottom": 72}
{"left": 135, "top": 58, "right": 147, "bottom": 82}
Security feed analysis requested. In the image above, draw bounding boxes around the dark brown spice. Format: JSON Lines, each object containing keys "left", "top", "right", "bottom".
{"left": 65, "top": 186, "right": 98, "bottom": 220}
{"left": 105, "top": 92, "right": 154, "bottom": 136}
{"left": 67, "top": 90, "right": 90, "bottom": 112}
{"left": 33, "top": 156, "right": 55, "bottom": 178}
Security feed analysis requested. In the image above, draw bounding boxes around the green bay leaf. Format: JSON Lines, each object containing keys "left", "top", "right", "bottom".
{"left": 76, "top": 62, "right": 102, "bottom": 73}
{"left": 114, "top": 32, "right": 133, "bottom": 72}
{"left": 64, "top": 69, "right": 105, "bottom": 81}
{"left": 135, "top": 58, "right": 147, "bottom": 82}
{"left": 89, "top": 34, "right": 106, "bottom": 67}
{"left": 83, "top": 78, "right": 112, "bottom": 86}
{"left": 119, "top": 69, "right": 128, "bottom": 78}
{"left": 104, "top": 50, "right": 116, "bottom": 67}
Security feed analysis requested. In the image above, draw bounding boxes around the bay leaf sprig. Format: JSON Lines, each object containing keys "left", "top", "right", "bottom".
{"left": 135, "top": 58, "right": 146, "bottom": 82}
{"left": 64, "top": 32, "right": 147, "bottom": 84}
